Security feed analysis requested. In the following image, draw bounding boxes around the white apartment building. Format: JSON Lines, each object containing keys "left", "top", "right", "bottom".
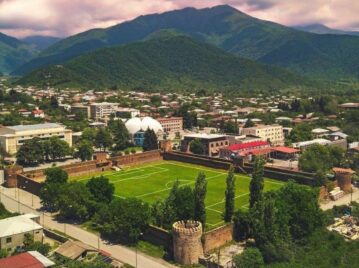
{"left": 0, "top": 123, "right": 72, "bottom": 155}
{"left": 90, "top": 102, "right": 119, "bottom": 119}
{"left": 242, "top": 124, "right": 284, "bottom": 146}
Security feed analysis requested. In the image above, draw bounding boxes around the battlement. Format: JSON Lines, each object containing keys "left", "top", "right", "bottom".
{"left": 173, "top": 220, "right": 202, "bottom": 235}
{"left": 172, "top": 220, "right": 203, "bottom": 265}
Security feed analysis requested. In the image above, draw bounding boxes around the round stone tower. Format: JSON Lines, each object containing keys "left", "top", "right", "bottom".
{"left": 172, "top": 220, "right": 203, "bottom": 265}
{"left": 333, "top": 167, "right": 355, "bottom": 192}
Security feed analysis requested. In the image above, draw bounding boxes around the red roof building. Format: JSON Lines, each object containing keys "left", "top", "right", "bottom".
{"left": 0, "top": 251, "right": 54, "bottom": 268}
{"left": 219, "top": 141, "right": 270, "bottom": 159}
{"left": 271, "top": 146, "right": 300, "bottom": 160}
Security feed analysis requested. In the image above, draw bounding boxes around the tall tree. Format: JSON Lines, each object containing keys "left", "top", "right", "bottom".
{"left": 142, "top": 128, "right": 158, "bottom": 151}
{"left": 95, "top": 128, "right": 113, "bottom": 151}
{"left": 224, "top": 166, "right": 236, "bottom": 222}
{"left": 108, "top": 119, "right": 130, "bottom": 150}
{"left": 194, "top": 172, "right": 207, "bottom": 226}
{"left": 249, "top": 157, "right": 265, "bottom": 209}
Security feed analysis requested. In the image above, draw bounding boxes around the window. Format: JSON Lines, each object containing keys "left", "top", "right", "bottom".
{"left": 6, "top": 237, "right": 12, "bottom": 243}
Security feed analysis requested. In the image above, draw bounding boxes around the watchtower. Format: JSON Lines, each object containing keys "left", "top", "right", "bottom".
{"left": 172, "top": 220, "right": 203, "bottom": 265}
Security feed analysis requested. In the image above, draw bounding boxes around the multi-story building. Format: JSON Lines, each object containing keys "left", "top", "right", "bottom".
{"left": 157, "top": 117, "right": 183, "bottom": 134}
{"left": 181, "top": 133, "right": 229, "bottom": 157}
{"left": 115, "top": 107, "right": 140, "bottom": 119}
{"left": 90, "top": 102, "right": 119, "bottom": 119}
{"left": 71, "top": 104, "right": 91, "bottom": 119}
{"left": 0, "top": 123, "right": 72, "bottom": 155}
{"left": 242, "top": 124, "right": 284, "bottom": 146}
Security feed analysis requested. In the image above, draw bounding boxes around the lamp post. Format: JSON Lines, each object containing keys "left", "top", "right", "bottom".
{"left": 136, "top": 232, "right": 144, "bottom": 268}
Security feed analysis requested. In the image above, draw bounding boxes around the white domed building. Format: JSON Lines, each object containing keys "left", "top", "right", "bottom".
{"left": 125, "top": 117, "right": 163, "bottom": 146}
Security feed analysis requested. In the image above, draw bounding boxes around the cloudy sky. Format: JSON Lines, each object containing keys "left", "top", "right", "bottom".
{"left": 1, "top": 0, "right": 359, "bottom": 38}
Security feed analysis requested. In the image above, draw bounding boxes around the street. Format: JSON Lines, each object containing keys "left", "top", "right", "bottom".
{"left": 0, "top": 186, "right": 174, "bottom": 268}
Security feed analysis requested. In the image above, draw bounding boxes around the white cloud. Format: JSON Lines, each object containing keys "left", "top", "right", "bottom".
{"left": 0, "top": 0, "right": 358, "bottom": 38}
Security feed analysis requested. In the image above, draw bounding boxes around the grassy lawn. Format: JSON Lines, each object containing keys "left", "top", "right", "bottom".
{"left": 70, "top": 160, "right": 284, "bottom": 229}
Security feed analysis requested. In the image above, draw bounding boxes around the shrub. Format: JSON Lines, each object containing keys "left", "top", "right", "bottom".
{"left": 124, "top": 150, "right": 130, "bottom": 155}
{"left": 131, "top": 148, "right": 136, "bottom": 154}
{"left": 233, "top": 247, "right": 264, "bottom": 268}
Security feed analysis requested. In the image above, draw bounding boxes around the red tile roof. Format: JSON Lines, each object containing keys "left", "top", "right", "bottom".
{"left": 272, "top": 146, "right": 300, "bottom": 154}
{"left": 225, "top": 141, "right": 270, "bottom": 151}
{"left": 0, "top": 253, "right": 44, "bottom": 268}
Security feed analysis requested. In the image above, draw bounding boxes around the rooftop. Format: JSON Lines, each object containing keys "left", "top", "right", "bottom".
{"left": 0, "top": 251, "right": 54, "bottom": 268}
{"left": 183, "top": 133, "right": 226, "bottom": 139}
{"left": 5, "top": 123, "right": 64, "bottom": 132}
{"left": 0, "top": 214, "right": 42, "bottom": 237}
{"left": 225, "top": 141, "right": 270, "bottom": 151}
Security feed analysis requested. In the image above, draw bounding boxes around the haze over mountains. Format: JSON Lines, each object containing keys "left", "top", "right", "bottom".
{"left": 294, "top": 24, "right": 359, "bottom": 36}
{"left": 22, "top": 36, "right": 62, "bottom": 50}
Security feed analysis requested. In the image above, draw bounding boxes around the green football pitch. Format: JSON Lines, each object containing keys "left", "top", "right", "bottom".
{"left": 71, "top": 160, "right": 284, "bottom": 228}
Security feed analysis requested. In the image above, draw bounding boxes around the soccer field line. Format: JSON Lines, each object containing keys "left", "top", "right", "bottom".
{"left": 111, "top": 169, "right": 169, "bottom": 183}
{"left": 166, "top": 162, "right": 285, "bottom": 186}
{"left": 106, "top": 169, "right": 145, "bottom": 178}
{"left": 206, "top": 192, "right": 249, "bottom": 209}
{"left": 207, "top": 207, "right": 223, "bottom": 214}
{"left": 135, "top": 173, "right": 224, "bottom": 198}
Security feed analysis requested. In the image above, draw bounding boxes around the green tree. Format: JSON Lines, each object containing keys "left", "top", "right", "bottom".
{"left": 75, "top": 140, "right": 94, "bottom": 161}
{"left": 244, "top": 118, "right": 255, "bottom": 128}
{"left": 299, "top": 144, "right": 331, "bottom": 173}
{"left": 48, "top": 136, "right": 72, "bottom": 160}
{"left": 142, "top": 128, "right": 158, "bottom": 151}
{"left": 86, "top": 176, "right": 115, "bottom": 204}
{"left": 81, "top": 127, "right": 97, "bottom": 143}
{"left": 109, "top": 119, "right": 130, "bottom": 151}
{"left": 249, "top": 157, "right": 265, "bottom": 208}
{"left": 233, "top": 210, "right": 251, "bottom": 240}
{"left": 194, "top": 172, "right": 207, "bottom": 226}
{"left": 58, "top": 182, "right": 95, "bottom": 222}
{"left": 175, "top": 104, "right": 197, "bottom": 129}
{"left": 44, "top": 167, "right": 68, "bottom": 184}
{"left": 288, "top": 124, "right": 313, "bottom": 143}
{"left": 23, "top": 233, "right": 51, "bottom": 256}
{"left": 189, "top": 139, "right": 205, "bottom": 155}
{"left": 233, "top": 247, "right": 264, "bottom": 268}
{"left": 96, "top": 198, "right": 151, "bottom": 244}
{"left": 40, "top": 167, "right": 68, "bottom": 211}
{"left": 224, "top": 166, "right": 236, "bottom": 222}
{"left": 16, "top": 137, "right": 44, "bottom": 166}
{"left": 95, "top": 128, "right": 113, "bottom": 151}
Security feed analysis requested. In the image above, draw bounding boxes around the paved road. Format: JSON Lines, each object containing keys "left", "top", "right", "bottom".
{"left": 0, "top": 186, "right": 174, "bottom": 268}
{"left": 320, "top": 187, "right": 359, "bottom": 211}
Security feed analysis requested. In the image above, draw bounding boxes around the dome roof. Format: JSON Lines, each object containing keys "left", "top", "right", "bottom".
{"left": 125, "top": 117, "right": 142, "bottom": 135}
{"left": 125, "top": 117, "right": 163, "bottom": 135}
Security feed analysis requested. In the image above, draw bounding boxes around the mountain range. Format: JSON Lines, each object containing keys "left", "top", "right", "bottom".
{"left": 294, "top": 24, "right": 359, "bottom": 36}
{"left": 19, "top": 31, "right": 312, "bottom": 92}
{"left": 13, "top": 5, "right": 359, "bottom": 82}
{"left": 22, "top": 35, "right": 62, "bottom": 50}
{"left": 0, "top": 32, "right": 38, "bottom": 74}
